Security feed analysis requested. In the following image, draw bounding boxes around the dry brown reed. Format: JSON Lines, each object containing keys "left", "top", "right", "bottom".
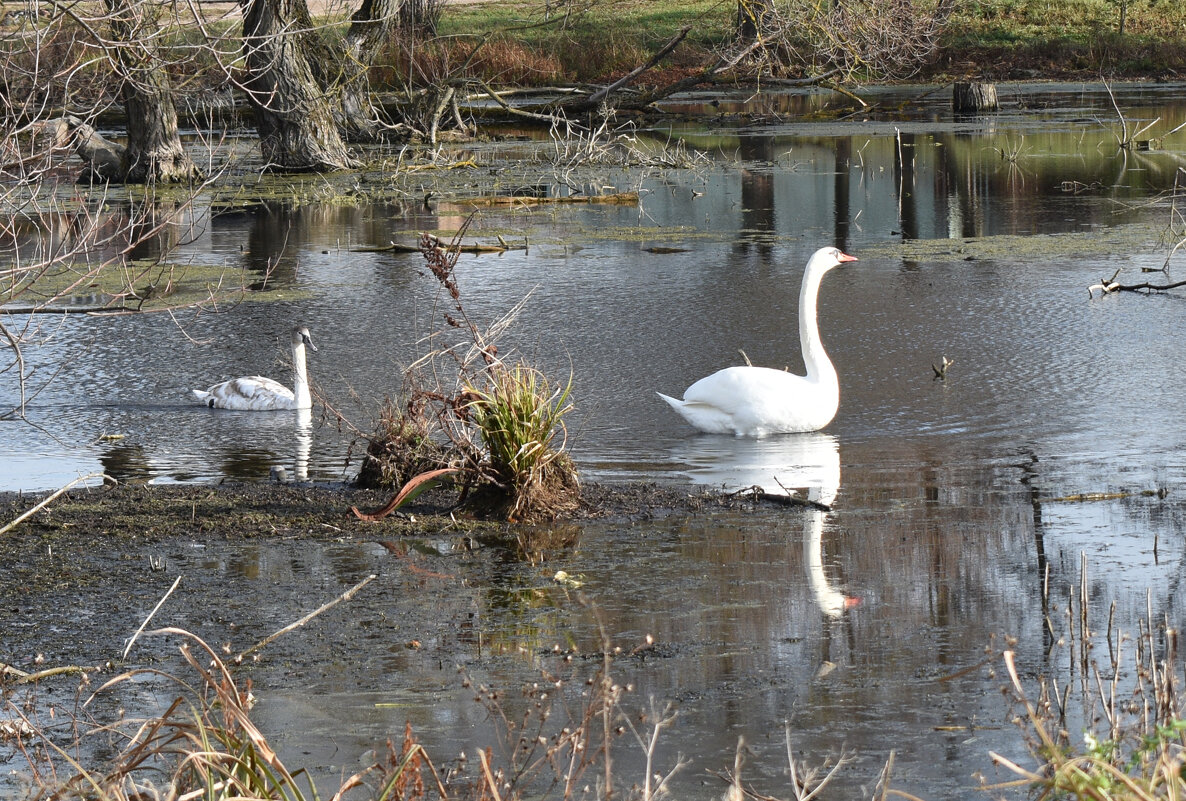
{"left": 1, "top": 626, "right": 444, "bottom": 801}
{"left": 988, "top": 555, "right": 1186, "bottom": 800}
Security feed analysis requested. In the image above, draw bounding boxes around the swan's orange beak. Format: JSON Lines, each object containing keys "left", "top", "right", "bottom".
{"left": 837, "top": 251, "right": 858, "bottom": 263}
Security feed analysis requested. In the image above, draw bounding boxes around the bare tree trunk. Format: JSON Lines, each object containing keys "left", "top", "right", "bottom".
{"left": 288, "top": 0, "right": 400, "bottom": 142}
{"left": 953, "top": 81, "right": 999, "bottom": 112}
{"left": 241, "top": 0, "right": 357, "bottom": 171}
{"left": 104, "top": 0, "right": 203, "bottom": 183}
{"left": 336, "top": 0, "right": 401, "bottom": 142}
{"left": 122, "top": 76, "right": 204, "bottom": 182}
{"left": 737, "top": 0, "right": 773, "bottom": 42}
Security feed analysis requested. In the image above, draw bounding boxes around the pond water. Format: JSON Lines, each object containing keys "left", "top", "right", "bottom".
{"left": 4, "top": 81, "right": 1186, "bottom": 798}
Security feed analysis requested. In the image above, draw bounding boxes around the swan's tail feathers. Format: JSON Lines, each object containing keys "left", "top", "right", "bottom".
{"left": 657, "top": 392, "right": 737, "bottom": 434}
{"left": 192, "top": 389, "right": 215, "bottom": 407}
{"left": 656, "top": 392, "right": 684, "bottom": 410}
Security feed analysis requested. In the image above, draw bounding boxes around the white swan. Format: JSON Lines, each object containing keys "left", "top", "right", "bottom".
{"left": 658, "top": 246, "right": 857, "bottom": 436}
{"left": 192, "top": 326, "right": 317, "bottom": 411}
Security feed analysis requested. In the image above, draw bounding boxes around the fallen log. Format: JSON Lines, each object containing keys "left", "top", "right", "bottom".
{"left": 58, "top": 116, "right": 126, "bottom": 180}
{"left": 359, "top": 240, "right": 523, "bottom": 254}
{"left": 458, "top": 192, "right": 639, "bottom": 207}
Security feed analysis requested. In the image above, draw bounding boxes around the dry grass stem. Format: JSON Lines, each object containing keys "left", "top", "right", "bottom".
{"left": 236, "top": 573, "right": 378, "bottom": 662}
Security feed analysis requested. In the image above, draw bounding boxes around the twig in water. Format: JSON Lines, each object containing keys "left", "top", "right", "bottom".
{"left": 2, "top": 662, "right": 100, "bottom": 683}
{"left": 123, "top": 575, "right": 182, "bottom": 660}
{"left": 235, "top": 573, "right": 377, "bottom": 662}
{"left": 0, "top": 472, "right": 114, "bottom": 536}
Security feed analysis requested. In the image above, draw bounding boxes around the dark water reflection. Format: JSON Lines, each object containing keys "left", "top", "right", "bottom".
{"left": 3, "top": 82, "right": 1186, "bottom": 798}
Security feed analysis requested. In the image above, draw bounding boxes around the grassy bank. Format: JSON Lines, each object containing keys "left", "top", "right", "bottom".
{"left": 428, "top": 0, "right": 1186, "bottom": 85}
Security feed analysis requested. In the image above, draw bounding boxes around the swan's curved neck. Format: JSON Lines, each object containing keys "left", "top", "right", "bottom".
{"left": 799, "top": 265, "right": 836, "bottom": 386}
{"left": 292, "top": 341, "right": 311, "bottom": 408}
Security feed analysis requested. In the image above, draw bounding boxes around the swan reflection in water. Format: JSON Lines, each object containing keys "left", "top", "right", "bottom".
{"left": 294, "top": 406, "right": 312, "bottom": 482}
{"left": 804, "top": 507, "right": 859, "bottom": 618}
{"left": 209, "top": 407, "right": 315, "bottom": 483}
{"left": 670, "top": 432, "right": 857, "bottom": 618}
{"left": 670, "top": 431, "right": 840, "bottom": 505}
{"left": 267, "top": 407, "right": 314, "bottom": 481}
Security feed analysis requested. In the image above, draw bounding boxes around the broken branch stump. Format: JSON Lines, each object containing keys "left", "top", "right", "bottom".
{"left": 953, "top": 82, "right": 999, "bottom": 113}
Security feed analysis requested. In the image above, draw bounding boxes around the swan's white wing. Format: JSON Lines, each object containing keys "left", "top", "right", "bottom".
{"left": 657, "top": 392, "right": 738, "bottom": 435}
{"left": 670, "top": 366, "right": 836, "bottom": 436}
{"left": 194, "top": 376, "right": 296, "bottom": 410}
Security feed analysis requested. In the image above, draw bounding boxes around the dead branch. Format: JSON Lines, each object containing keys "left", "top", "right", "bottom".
{"left": 723, "top": 484, "right": 831, "bottom": 512}
{"left": 358, "top": 238, "right": 526, "bottom": 254}
{"left": 820, "top": 79, "right": 870, "bottom": 108}
{"left": 751, "top": 67, "right": 843, "bottom": 87}
{"left": 1111, "top": 279, "right": 1186, "bottom": 292}
{"left": 628, "top": 35, "right": 769, "bottom": 109}
{"left": 235, "top": 573, "right": 378, "bottom": 662}
{"left": 476, "top": 79, "right": 566, "bottom": 124}
{"left": 0, "top": 473, "right": 115, "bottom": 536}
{"left": 459, "top": 192, "right": 639, "bottom": 207}
{"left": 562, "top": 25, "right": 691, "bottom": 113}
{"left": 1088, "top": 267, "right": 1186, "bottom": 296}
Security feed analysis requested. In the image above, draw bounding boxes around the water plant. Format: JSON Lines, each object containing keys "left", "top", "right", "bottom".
{"left": 2, "top": 627, "right": 438, "bottom": 801}
{"left": 987, "top": 558, "right": 1186, "bottom": 801}
{"left": 358, "top": 220, "right": 579, "bottom": 522}
{"left": 466, "top": 363, "right": 578, "bottom": 521}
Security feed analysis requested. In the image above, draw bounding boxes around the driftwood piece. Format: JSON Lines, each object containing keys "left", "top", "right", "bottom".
{"left": 459, "top": 192, "right": 639, "bottom": 207}
{"left": 359, "top": 239, "right": 523, "bottom": 254}
{"left": 1089, "top": 278, "right": 1186, "bottom": 296}
{"left": 50, "top": 116, "right": 126, "bottom": 180}
{"left": 351, "top": 468, "right": 459, "bottom": 521}
{"left": 1088, "top": 267, "right": 1186, "bottom": 296}
{"left": 953, "top": 82, "right": 998, "bottom": 113}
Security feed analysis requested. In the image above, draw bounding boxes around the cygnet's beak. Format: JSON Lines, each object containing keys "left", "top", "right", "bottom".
{"left": 303, "top": 333, "right": 318, "bottom": 352}
{"left": 837, "top": 251, "right": 858, "bottom": 263}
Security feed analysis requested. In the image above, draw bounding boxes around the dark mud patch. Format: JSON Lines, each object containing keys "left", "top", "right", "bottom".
{"left": 0, "top": 480, "right": 824, "bottom": 799}
{"left": 0, "top": 480, "right": 807, "bottom": 676}
{"left": 1, "top": 479, "right": 810, "bottom": 543}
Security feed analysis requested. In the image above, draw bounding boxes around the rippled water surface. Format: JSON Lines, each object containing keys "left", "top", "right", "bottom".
{"left": 5, "top": 82, "right": 1186, "bottom": 798}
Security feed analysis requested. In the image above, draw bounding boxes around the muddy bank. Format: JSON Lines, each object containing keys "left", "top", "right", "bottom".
{"left": 0, "top": 478, "right": 805, "bottom": 542}
{"left": 0, "top": 480, "right": 806, "bottom": 677}
{"left": 1, "top": 477, "right": 828, "bottom": 801}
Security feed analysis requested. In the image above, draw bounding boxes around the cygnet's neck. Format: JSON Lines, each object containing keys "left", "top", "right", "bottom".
{"left": 799, "top": 263, "right": 837, "bottom": 387}
{"left": 292, "top": 341, "right": 312, "bottom": 409}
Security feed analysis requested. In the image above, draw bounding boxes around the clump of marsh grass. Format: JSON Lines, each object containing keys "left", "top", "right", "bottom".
{"left": 357, "top": 219, "right": 579, "bottom": 523}
{"left": 466, "top": 363, "right": 577, "bottom": 521}
{"left": 356, "top": 393, "right": 452, "bottom": 490}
